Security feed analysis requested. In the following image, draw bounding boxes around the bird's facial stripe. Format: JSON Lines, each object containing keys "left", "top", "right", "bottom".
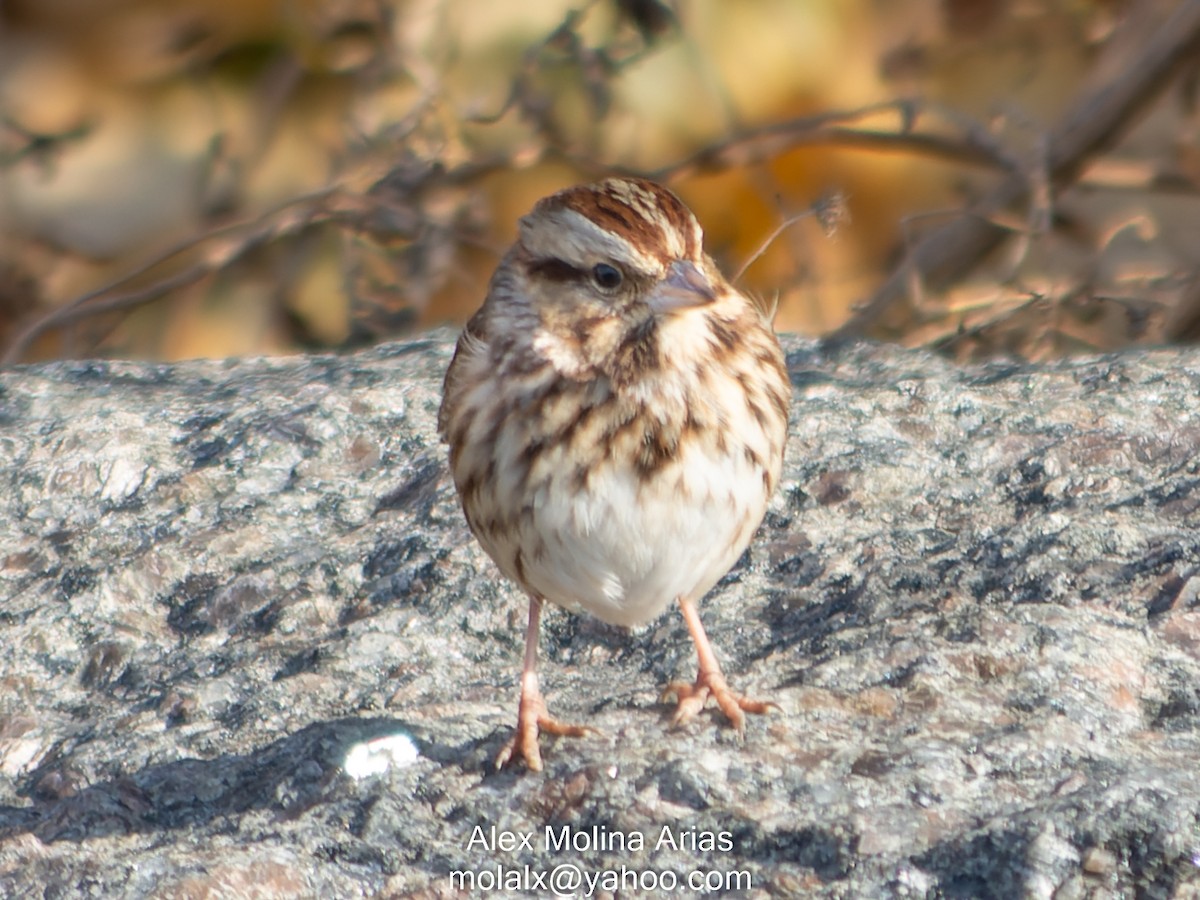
{"left": 528, "top": 258, "right": 586, "bottom": 284}
{"left": 522, "top": 207, "right": 660, "bottom": 276}
{"left": 527, "top": 256, "right": 654, "bottom": 306}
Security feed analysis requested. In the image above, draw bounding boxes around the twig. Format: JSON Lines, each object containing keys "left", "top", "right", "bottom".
{"left": 0, "top": 116, "right": 92, "bottom": 167}
{"left": 652, "top": 100, "right": 1024, "bottom": 181}
{"left": 732, "top": 190, "right": 849, "bottom": 284}
{"left": 733, "top": 213, "right": 813, "bottom": 285}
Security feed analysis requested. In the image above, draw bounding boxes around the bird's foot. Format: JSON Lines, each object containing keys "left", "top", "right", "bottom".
{"left": 495, "top": 690, "right": 594, "bottom": 772}
{"left": 662, "top": 668, "right": 777, "bottom": 733}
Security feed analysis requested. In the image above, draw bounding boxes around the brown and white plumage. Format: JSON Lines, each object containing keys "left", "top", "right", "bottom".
{"left": 439, "top": 177, "right": 790, "bottom": 771}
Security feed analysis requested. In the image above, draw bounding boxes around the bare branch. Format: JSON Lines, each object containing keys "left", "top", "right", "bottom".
{"left": 652, "top": 100, "right": 1024, "bottom": 181}
{"left": 1, "top": 190, "right": 338, "bottom": 365}
{"left": 834, "top": 1, "right": 1200, "bottom": 339}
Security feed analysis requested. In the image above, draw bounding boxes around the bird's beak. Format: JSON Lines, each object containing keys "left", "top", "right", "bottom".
{"left": 649, "top": 260, "right": 717, "bottom": 314}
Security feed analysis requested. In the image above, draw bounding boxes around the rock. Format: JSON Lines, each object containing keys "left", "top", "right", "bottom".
{"left": 0, "top": 334, "right": 1198, "bottom": 897}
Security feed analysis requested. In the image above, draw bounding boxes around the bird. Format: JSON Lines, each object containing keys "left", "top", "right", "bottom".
{"left": 438, "top": 176, "right": 790, "bottom": 771}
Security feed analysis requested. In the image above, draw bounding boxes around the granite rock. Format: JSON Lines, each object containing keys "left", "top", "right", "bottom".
{"left": 0, "top": 335, "right": 1198, "bottom": 898}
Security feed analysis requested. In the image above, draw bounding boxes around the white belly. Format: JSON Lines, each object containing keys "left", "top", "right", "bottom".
{"left": 516, "top": 442, "right": 768, "bottom": 627}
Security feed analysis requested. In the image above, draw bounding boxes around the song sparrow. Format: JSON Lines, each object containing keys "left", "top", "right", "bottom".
{"left": 439, "top": 177, "right": 790, "bottom": 771}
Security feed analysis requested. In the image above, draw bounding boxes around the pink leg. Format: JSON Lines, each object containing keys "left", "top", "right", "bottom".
{"left": 494, "top": 595, "right": 593, "bottom": 772}
{"left": 662, "top": 596, "right": 777, "bottom": 731}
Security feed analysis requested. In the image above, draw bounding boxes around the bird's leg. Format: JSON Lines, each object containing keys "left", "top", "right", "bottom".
{"left": 495, "top": 594, "right": 593, "bottom": 772}
{"left": 662, "top": 596, "right": 777, "bottom": 732}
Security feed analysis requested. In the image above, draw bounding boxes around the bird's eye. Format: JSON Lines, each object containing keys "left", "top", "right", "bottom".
{"left": 590, "top": 263, "right": 623, "bottom": 291}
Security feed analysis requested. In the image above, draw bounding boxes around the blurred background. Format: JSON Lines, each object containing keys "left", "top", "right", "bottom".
{"left": 2, "top": 0, "right": 1199, "bottom": 363}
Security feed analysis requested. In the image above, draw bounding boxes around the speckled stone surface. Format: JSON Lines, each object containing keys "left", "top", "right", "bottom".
{"left": 1, "top": 334, "right": 1198, "bottom": 898}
